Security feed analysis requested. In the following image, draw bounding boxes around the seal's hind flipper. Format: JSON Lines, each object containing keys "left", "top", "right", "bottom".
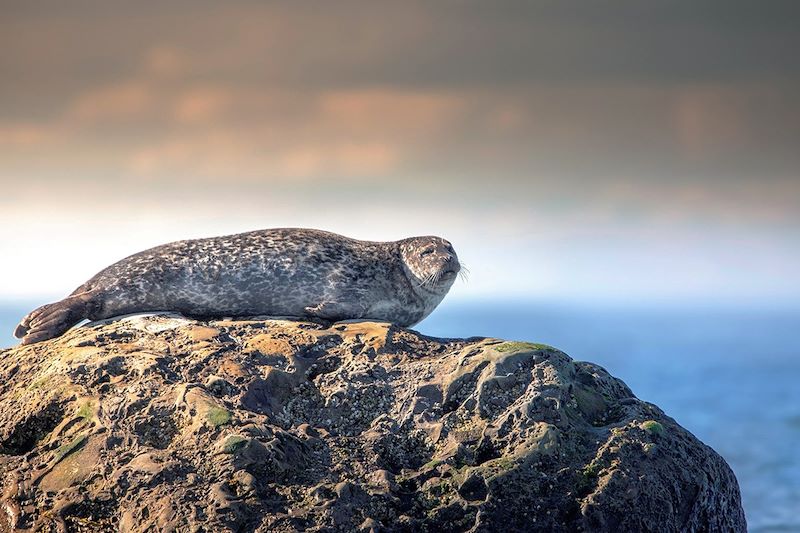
{"left": 14, "top": 293, "right": 95, "bottom": 345}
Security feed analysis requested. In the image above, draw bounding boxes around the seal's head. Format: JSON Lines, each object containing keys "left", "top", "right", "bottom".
{"left": 399, "top": 236, "right": 461, "bottom": 296}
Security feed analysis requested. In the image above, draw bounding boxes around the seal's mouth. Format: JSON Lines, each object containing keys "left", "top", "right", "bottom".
{"left": 416, "top": 260, "right": 462, "bottom": 290}
{"left": 438, "top": 262, "right": 461, "bottom": 281}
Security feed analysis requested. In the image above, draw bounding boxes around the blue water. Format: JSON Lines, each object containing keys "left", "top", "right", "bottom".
{"left": 2, "top": 301, "right": 798, "bottom": 531}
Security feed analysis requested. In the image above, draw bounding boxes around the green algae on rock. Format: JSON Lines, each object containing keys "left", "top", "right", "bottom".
{"left": 0, "top": 315, "right": 746, "bottom": 532}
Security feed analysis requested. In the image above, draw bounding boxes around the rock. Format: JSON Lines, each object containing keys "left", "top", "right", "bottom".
{"left": 0, "top": 315, "right": 746, "bottom": 532}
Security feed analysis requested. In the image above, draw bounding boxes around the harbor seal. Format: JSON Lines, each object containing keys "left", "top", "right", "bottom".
{"left": 14, "top": 228, "right": 461, "bottom": 345}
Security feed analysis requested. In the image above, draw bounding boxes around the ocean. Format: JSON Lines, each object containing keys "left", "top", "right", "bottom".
{"left": 1, "top": 301, "right": 798, "bottom": 531}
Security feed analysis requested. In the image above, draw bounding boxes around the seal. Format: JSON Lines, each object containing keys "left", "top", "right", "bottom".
{"left": 14, "top": 228, "right": 461, "bottom": 345}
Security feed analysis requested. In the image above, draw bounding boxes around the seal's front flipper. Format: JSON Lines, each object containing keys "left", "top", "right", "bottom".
{"left": 14, "top": 292, "right": 96, "bottom": 345}
{"left": 304, "top": 301, "right": 366, "bottom": 321}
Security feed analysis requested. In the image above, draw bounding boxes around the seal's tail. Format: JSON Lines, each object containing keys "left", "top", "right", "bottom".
{"left": 14, "top": 292, "right": 94, "bottom": 345}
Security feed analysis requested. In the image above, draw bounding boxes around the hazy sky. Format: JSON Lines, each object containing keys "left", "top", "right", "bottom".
{"left": 1, "top": 1, "right": 798, "bottom": 306}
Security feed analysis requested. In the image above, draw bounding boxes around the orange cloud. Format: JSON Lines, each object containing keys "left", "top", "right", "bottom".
{"left": 280, "top": 142, "right": 399, "bottom": 178}
{"left": 318, "top": 90, "right": 465, "bottom": 136}
{"left": 0, "top": 123, "right": 52, "bottom": 147}
{"left": 173, "top": 87, "right": 232, "bottom": 123}
{"left": 66, "top": 82, "right": 155, "bottom": 123}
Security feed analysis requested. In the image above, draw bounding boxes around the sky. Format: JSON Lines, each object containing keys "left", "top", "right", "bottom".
{"left": 1, "top": 1, "right": 799, "bottom": 307}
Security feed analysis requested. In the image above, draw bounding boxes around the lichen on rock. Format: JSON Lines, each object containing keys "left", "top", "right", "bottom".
{"left": 0, "top": 315, "right": 746, "bottom": 532}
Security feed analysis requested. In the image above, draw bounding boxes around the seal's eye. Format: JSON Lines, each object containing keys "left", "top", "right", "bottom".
{"left": 420, "top": 248, "right": 435, "bottom": 257}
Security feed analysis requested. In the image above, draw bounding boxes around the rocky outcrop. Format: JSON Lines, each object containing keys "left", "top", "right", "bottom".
{"left": 0, "top": 315, "right": 745, "bottom": 532}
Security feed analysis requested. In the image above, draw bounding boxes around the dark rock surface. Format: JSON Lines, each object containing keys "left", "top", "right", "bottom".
{"left": 0, "top": 315, "right": 746, "bottom": 532}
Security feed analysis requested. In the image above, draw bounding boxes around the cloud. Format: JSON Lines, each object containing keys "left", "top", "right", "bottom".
{"left": 142, "top": 45, "right": 188, "bottom": 79}
{"left": 113, "top": 83, "right": 463, "bottom": 181}
{"left": 278, "top": 142, "right": 399, "bottom": 179}
{"left": 173, "top": 87, "right": 232, "bottom": 123}
{"left": 66, "top": 82, "right": 155, "bottom": 124}
{"left": 317, "top": 90, "right": 465, "bottom": 135}
{"left": 0, "top": 123, "right": 52, "bottom": 147}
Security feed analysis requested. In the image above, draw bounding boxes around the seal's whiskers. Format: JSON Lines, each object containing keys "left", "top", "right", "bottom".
{"left": 458, "top": 262, "right": 470, "bottom": 282}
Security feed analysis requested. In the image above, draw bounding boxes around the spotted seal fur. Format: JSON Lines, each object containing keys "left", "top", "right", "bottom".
{"left": 14, "top": 228, "right": 461, "bottom": 345}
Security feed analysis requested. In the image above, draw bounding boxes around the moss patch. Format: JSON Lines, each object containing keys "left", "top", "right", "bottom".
{"left": 483, "top": 456, "right": 518, "bottom": 481}
{"left": 422, "top": 458, "right": 443, "bottom": 471}
{"left": 76, "top": 401, "right": 94, "bottom": 420}
{"left": 206, "top": 407, "right": 232, "bottom": 427}
{"left": 55, "top": 434, "right": 87, "bottom": 462}
{"left": 641, "top": 420, "right": 665, "bottom": 436}
{"left": 221, "top": 435, "right": 248, "bottom": 454}
{"left": 494, "top": 341, "right": 553, "bottom": 353}
{"left": 582, "top": 463, "right": 600, "bottom": 478}
{"left": 28, "top": 376, "right": 50, "bottom": 390}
